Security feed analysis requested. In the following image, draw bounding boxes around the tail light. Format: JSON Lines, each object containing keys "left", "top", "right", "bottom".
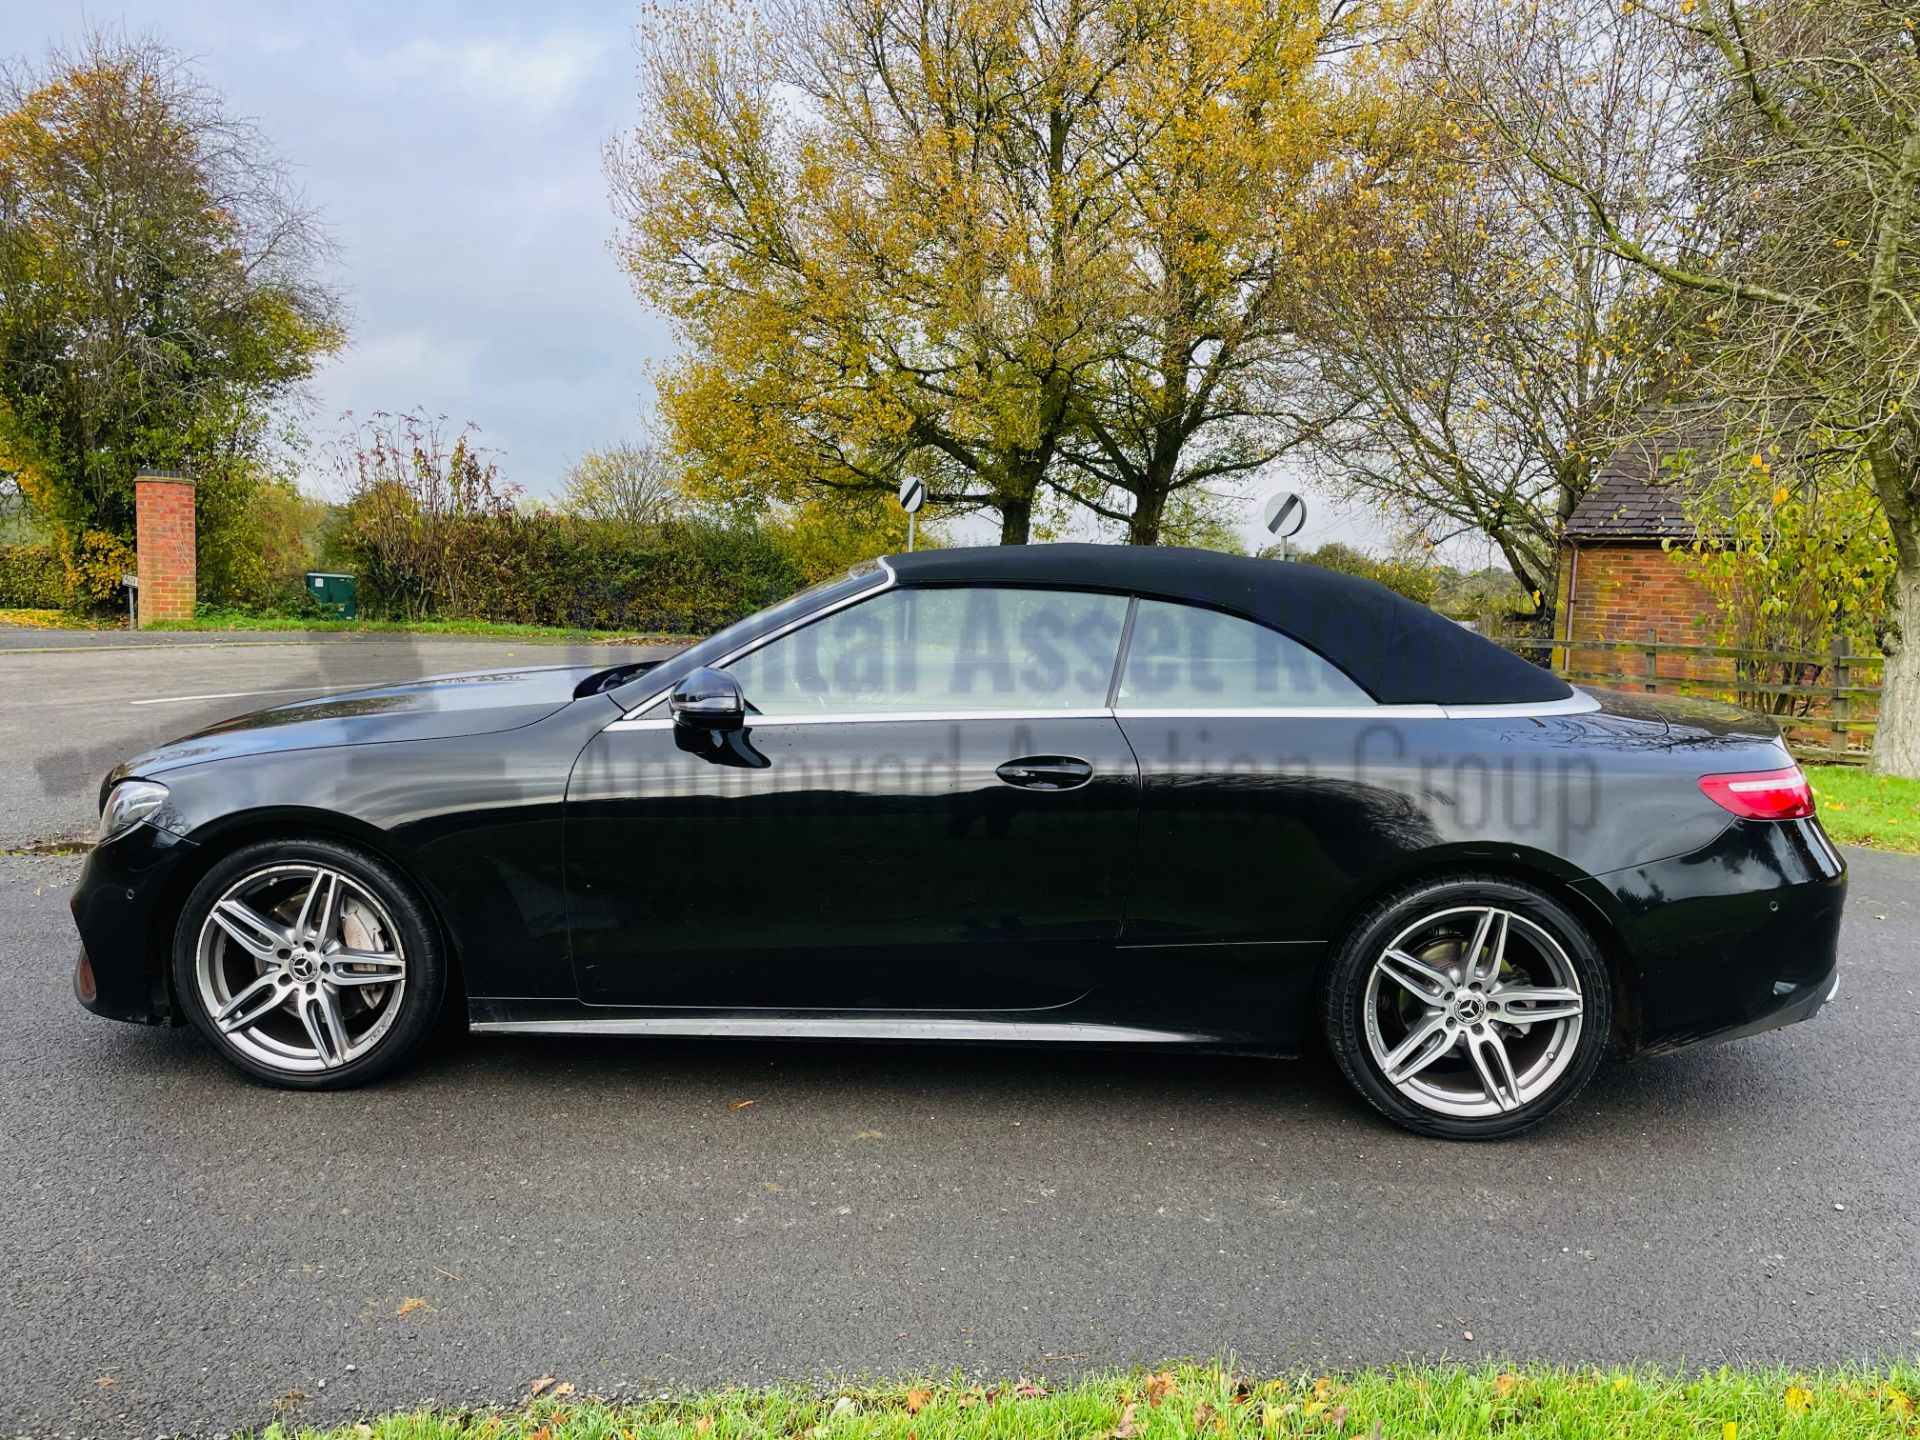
{"left": 1698, "top": 766, "right": 1816, "bottom": 820}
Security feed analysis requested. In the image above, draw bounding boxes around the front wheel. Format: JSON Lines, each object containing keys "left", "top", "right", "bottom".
{"left": 1320, "top": 875, "right": 1612, "bottom": 1140}
{"left": 173, "top": 837, "right": 448, "bottom": 1089}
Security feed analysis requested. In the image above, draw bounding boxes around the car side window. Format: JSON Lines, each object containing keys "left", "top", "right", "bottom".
{"left": 1115, "top": 598, "right": 1373, "bottom": 709}
{"left": 725, "top": 586, "right": 1130, "bottom": 715}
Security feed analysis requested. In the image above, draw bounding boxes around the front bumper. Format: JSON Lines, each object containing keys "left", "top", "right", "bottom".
{"left": 1576, "top": 815, "right": 1846, "bottom": 1057}
{"left": 69, "top": 822, "right": 200, "bottom": 1025}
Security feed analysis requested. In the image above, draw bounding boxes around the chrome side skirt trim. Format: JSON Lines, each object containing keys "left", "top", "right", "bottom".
{"left": 473, "top": 1015, "right": 1207, "bottom": 1044}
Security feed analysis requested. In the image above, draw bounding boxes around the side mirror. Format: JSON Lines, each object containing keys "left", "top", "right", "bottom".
{"left": 669, "top": 666, "right": 747, "bottom": 732}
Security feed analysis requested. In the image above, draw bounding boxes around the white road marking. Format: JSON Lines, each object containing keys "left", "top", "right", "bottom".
{"left": 129, "top": 685, "right": 340, "bottom": 707}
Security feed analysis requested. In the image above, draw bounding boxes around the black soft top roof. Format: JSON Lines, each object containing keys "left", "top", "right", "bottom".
{"left": 887, "top": 544, "right": 1569, "bottom": 707}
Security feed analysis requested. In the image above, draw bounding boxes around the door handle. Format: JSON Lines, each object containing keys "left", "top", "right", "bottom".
{"left": 996, "top": 755, "right": 1094, "bottom": 791}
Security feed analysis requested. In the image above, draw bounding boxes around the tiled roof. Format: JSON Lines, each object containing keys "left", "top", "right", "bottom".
{"left": 1566, "top": 417, "right": 1725, "bottom": 540}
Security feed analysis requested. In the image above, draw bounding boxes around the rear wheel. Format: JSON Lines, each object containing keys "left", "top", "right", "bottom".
{"left": 1321, "top": 874, "right": 1611, "bottom": 1139}
{"left": 173, "top": 837, "right": 447, "bottom": 1089}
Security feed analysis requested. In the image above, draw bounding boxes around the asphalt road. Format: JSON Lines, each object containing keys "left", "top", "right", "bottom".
{"left": 0, "top": 630, "right": 671, "bottom": 850}
{"left": 0, "top": 635, "right": 1916, "bottom": 1437}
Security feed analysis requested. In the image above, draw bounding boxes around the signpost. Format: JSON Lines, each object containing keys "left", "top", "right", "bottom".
{"left": 1261, "top": 490, "right": 1306, "bottom": 560}
{"left": 898, "top": 474, "right": 926, "bottom": 552}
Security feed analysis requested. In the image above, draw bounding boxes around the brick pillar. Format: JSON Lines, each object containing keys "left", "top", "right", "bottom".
{"left": 134, "top": 469, "right": 196, "bottom": 626}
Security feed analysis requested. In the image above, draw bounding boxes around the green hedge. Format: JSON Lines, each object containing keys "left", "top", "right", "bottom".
{"left": 0, "top": 544, "right": 70, "bottom": 609}
{"left": 337, "top": 511, "right": 807, "bottom": 633}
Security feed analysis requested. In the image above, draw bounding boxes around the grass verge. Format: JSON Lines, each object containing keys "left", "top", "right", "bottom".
{"left": 255, "top": 1364, "right": 1920, "bottom": 1440}
{"left": 1806, "top": 765, "right": 1920, "bottom": 853}
{"left": 142, "top": 611, "right": 694, "bottom": 645}
{"left": 0, "top": 606, "right": 119, "bottom": 630}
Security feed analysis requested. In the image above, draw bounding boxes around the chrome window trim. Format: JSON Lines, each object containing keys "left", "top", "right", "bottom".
{"left": 604, "top": 693, "right": 1597, "bottom": 733}
{"left": 1439, "top": 691, "right": 1600, "bottom": 718}
{"left": 613, "top": 564, "right": 1600, "bottom": 729}
{"left": 739, "top": 706, "right": 1119, "bottom": 727}
{"left": 607, "top": 706, "right": 1119, "bottom": 732}
{"left": 1113, "top": 704, "right": 1442, "bottom": 720}
{"left": 617, "top": 557, "right": 898, "bottom": 719}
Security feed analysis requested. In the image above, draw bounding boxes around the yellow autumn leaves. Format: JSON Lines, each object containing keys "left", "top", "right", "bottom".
{"left": 616, "top": 0, "right": 1387, "bottom": 544}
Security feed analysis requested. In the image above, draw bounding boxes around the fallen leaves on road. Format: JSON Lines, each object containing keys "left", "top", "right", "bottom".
{"left": 1785, "top": 1385, "right": 1814, "bottom": 1412}
{"left": 855, "top": 1130, "right": 885, "bottom": 1139}
{"left": 528, "top": 1374, "right": 558, "bottom": 1397}
{"left": 1112, "top": 1401, "right": 1138, "bottom": 1438}
{"left": 94, "top": 1374, "right": 117, "bottom": 1389}
{"left": 905, "top": 1388, "right": 933, "bottom": 1414}
{"left": 1143, "top": 1372, "right": 1178, "bottom": 1407}
{"left": 395, "top": 1296, "right": 433, "bottom": 1317}
{"left": 729, "top": 1099, "right": 756, "bottom": 1110}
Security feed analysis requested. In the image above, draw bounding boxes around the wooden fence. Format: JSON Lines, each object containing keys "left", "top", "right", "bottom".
{"left": 1492, "top": 630, "right": 1880, "bottom": 764}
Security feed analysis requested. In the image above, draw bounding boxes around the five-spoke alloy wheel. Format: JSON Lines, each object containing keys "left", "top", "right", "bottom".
{"left": 174, "top": 838, "right": 447, "bottom": 1088}
{"left": 1322, "top": 875, "right": 1611, "bottom": 1139}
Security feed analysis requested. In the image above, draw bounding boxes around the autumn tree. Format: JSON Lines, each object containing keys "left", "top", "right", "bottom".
{"left": 1435, "top": 0, "right": 1920, "bottom": 771}
{"left": 561, "top": 441, "right": 683, "bottom": 533}
{"left": 613, "top": 0, "right": 1376, "bottom": 545}
{"left": 1290, "top": 539, "right": 1439, "bottom": 603}
{"left": 1297, "top": 11, "right": 1678, "bottom": 611}
{"left": 1671, "top": 440, "right": 1892, "bottom": 720}
{"left": 613, "top": 0, "right": 1130, "bottom": 543}
{"left": 1050, "top": 0, "right": 1366, "bottom": 544}
{"left": 0, "top": 33, "right": 342, "bottom": 548}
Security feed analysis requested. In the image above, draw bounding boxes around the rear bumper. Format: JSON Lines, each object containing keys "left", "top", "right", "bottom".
{"left": 1576, "top": 816, "right": 1846, "bottom": 1057}
{"left": 69, "top": 823, "right": 199, "bottom": 1025}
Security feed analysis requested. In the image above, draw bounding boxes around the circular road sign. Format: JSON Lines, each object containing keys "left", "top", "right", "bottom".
{"left": 898, "top": 475, "right": 927, "bottom": 515}
{"left": 1262, "top": 490, "right": 1306, "bottom": 539}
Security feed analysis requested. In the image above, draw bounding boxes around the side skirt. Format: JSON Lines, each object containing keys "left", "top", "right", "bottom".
{"left": 467, "top": 998, "right": 1238, "bottom": 1048}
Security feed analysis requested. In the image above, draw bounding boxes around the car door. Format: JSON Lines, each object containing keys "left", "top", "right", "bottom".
{"left": 1109, "top": 597, "right": 1406, "bottom": 950}
{"left": 565, "top": 583, "right": 1140, "bottom": 1010}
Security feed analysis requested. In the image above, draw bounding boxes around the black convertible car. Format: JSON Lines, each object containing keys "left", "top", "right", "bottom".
{"left": 72, "top": 544, "right": 1845, "bottom": 1138}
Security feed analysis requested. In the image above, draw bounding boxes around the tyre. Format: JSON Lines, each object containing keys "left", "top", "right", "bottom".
{"left": 173, "top": 836, "right": 448, "bottom": 1089}
{"left": 1320, "top": 874, "right": 1611, "bottom": 1139}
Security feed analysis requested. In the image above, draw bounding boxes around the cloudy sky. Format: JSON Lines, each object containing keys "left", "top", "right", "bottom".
{"left": 3, "top": 0, "right": 1396, "bottom": 554}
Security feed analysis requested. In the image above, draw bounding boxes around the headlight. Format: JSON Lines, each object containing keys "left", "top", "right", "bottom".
{"left": 98, "top": 779, "right": 169, "bottom": 844}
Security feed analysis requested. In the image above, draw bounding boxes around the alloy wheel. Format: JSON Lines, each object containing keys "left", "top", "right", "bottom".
{"left": 1361, "top": 904, "right": 1584, "bottom": 1119}
{"left": 193, "top": 863, "right": 408, "bottom": 1073}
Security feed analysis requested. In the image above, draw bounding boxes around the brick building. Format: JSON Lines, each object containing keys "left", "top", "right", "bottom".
{"left": 1554, "top": 430, "right": 1717, "bottom": 651}
{"left": 1549, "top": 418, "right": 1866, "bottom": 754}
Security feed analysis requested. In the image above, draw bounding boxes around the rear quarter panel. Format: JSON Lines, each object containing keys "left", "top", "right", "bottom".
{"left": 1090, "top": 690, "right": 1811, "bottom": 1048}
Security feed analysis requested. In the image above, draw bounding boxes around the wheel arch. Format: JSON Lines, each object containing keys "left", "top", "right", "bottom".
{"left": 145, "top": 808, "right": 466, "bottom": 1023}
{"left": 1321, "top": 847, "right": 1641, "bottom": 1056}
